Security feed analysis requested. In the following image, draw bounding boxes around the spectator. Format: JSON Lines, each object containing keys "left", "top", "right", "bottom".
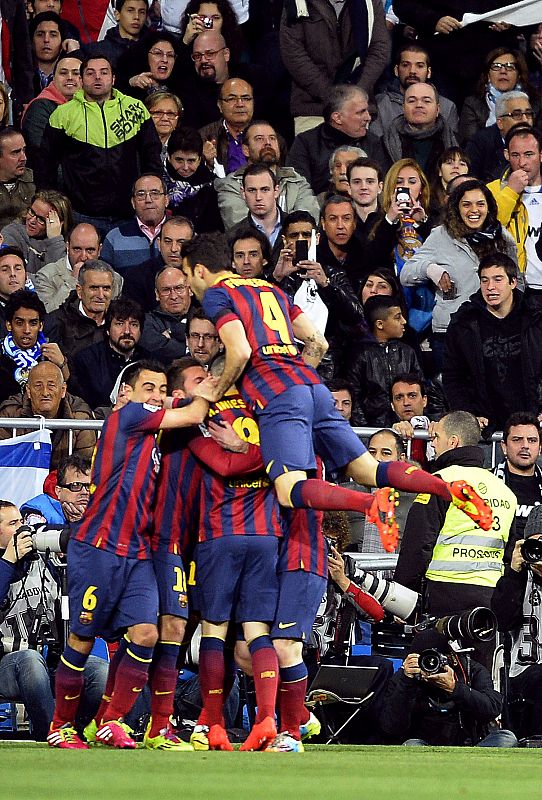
{"left": 279, "top": 0, "right": 390, "bottom": 134}
{"left": 178, "top": 30, "right": 232, "bottom": 129}
{"left": 34, "top": 223, "right": 122, "bottom": 313}
{"left": 382, "top": 82, "right": 457, "bottom": 179}
{"left": 28, "top": 0, "right": 80, "bottom": 44}
{"left": 466, "top": 90, "right": 534, "bottom": 183}
{"left": 526, "top": 23, "right": 542, "bottom": 94}
{"left": 215, "top": 119, "right": 320, "bottom": 230}
{"left": 101, "top": 174, "right": 168, "bottom": 275}
{"left": 72, "top": 297, "right": 150, "bottom": 408}
{"left": 494, "top": 412, "right": 542, "bottom": 548}
{"left": 400, "top": 179, "right": 517, "bottom": 373}
{"left": 145, "top": 91, "right": 183, "bottom": 162}
{"left": 372, "top": 43, "right": 458, "bottom": 139}
{"left": 391, "top": 372, "right": 436, "bottom": 467}
{"left": 22, "top": 53, "right": 82, "bottom": 168}
{"left": 36, "top": 55, "right": 162, "bottom": 238}
{"left": 199, "top": 77, "right": 253, "bottom": 176}
{"left": 328, "top": 378, "right": 354, "bottom": 422}
{"left": 0, "top": 0, "right": 34, "bottom": 118}
{"left": 459, "top": 47, "right": 540, "bottom": 145}
{"left": 0, "top": 84, "right": 9, "bottom": 131}
{"left": 0, "top": 361, "right": 96, "bottom": 468}
{"left": 121, "top": 215, "right": 194, "bottom": 313}
{"left": 0, "top": 128, "right": 35, "bottom": 229}
{"left": 345, "top": 294, "right": 421, "bottom": 427}
{"left": 429, "top": 146, "right": 470, "bottom": 222}
{"left": 138, "top": 267, "right": 192, "bottom": 366}
{"left": 44, "top": 259, "right": 115, "bottom": 363}
{"left": 29, "top": 12, "right": 65, "bottom": 94}
{"left": 164, "top": 127, "right": 222, "bottom": 232}
{"left": 443, "top": 252, "right": 542, "bottom": 435}
{"left": 321, "top": 146, "right": 366, "bottom": 203}
{"left": 118, "top": 30, "right": 178, "bottom": 100}
{"left": 22, "top": 453, "right": 92, "bottom": 526}
{"left": 186, "top": 307, "right": 223, "bottom": 367}
{"left": 2, "top": 189, "right": 72, "bottom": 276}
{"left": 180, "top": 0, "right": 242, "bottom": 54}
{"left": 228, "top": 164, "right": 283, "bottom": 262}
{"left": 0, "top": 500, "right": 106, "bottom": 740}
{"left": 0, "top": 289, "right": 68, "bottom": 400}
{"left": 230, "top": 226, "right": 271, "bottom": 279}
{"left": 286, "top": 85, "right": 388, "bottom": 196}
{"left": 82, "top": 0, "right": 149, "bottom": 71}
{"left": 316, "top": 195, "right": 365, "bottom": 294}
{"left": 0, "top": 247, "right": 27, "bottom": 339}
{"left": 488, "top": 126, "right": 542, "bottom": 282}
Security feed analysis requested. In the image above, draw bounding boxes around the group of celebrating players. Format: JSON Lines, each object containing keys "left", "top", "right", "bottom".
{"left": 47, "top": 232, "right": 494, "bottom": 753}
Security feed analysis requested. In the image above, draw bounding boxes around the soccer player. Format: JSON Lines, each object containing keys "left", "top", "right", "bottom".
{"left": 181, "top": 233, "right": 492, "bottom": 532}
{"left": 48, "top": 360, "right": 208, "bottom": 749}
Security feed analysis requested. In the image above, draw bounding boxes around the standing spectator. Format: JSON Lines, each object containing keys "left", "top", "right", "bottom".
{"left": 316, "top": 195, "right": 365, "bottom": 294}
{"left": 145, "top": 91, "right": 183, "bottom": 162}
{"left": 0, "top": 129, "right": 35, "bottom": 229}
{"left": 228, "top": 164, "right": 283, "bottom": 262}
{"left": 138, "top": 267, "right": 192, "bottom": 366}
{"left": 186, "top": 307, "right": 223, "bottom": 367}
{"left": 0, "top": 248, "right": 27, "bottom": 339}
{"left": 117, "top": 31, "right": 178, "bottom": 100}
{"left": 36, "top": 55, "right": 162, "bottom": 238}
{"left": 230, "top": 226, "right": 271, "bottom": 279}
{"left": 429, "top": 146, "right": 470, "bottom": 221}
{"left": 199, "top": 77, "right": 253, "bottom": 176}
{"left": 29, "top": 12, "right": 65, "bottom": 94}
{"left": 82, "top": 0, "right": 149, "bottom": 71}
{"left": 178, "top": 31, "right": 232, "bottom": 129}
{"left": 279, "top": 0, "right": 390, "bottom": 134}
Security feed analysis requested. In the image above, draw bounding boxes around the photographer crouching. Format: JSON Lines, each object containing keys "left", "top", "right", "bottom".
{"left": 0, "top": 501, "right": 106, "bottom": 740}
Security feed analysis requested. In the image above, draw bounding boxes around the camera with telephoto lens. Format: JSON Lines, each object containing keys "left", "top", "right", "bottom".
{"left": 13, "top": 524, "right": 70, "bottom": 559}
{"left": 418, "top": 648, "right": 449, "bottom": 675}
{"left": 349, "top": 565, "right": 419, "bottom": 619}
{"left": 521, "top": 537, "right": 542, "bottom": 565}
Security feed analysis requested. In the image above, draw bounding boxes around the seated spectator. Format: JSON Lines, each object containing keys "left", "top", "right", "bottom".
{"left": 0, "top": 247, "right": 27, "bottom": 339}
{"left": 328, "top": 378, "right": 354, "bottom": 423}
{"left": 199, "top": 77, "right": 253, "bottom": 176}
{"left": 72, "top": 297, "right": 150, "bottom": 408}
{"left": 118, "top": 30, "right": 178, "bottom": 100}
{"left": 345, "top": 295, "right": 422, "bottom": 427}
{"left": 145, "top": 91, "right": 183, "bottom": 162}
{"left": 359, "top": 269, "right": 409, "bottom": 320}
{"left": 122, "top": 215, "right": 194, "bottom": 312}
{"left": 372, "top": 43, "right": 458, "bottom": 139}
{"left": 400, "top": 178, "right": 517, "bottom": 374}
{"left": 44, "top": 259, "right": 115, "bottom": 363}
{"left": 443, "top": 252, "right": 542, "bottom": 435}
{"left": 0, "top": 500, "right": 106, "bottom": 740}
{"left": 2, "top": 189, "right": 72, "bottom": 276}
{"left": 0, "top": 361, "right": 95, "bottom": 468}
{"left": 82, "top": 0, "right": 149, "bottom": 71}
{"left": 381, "top": 82, "right": 457, "bottom": 180}
{"left": 286, "top": 85, "right": 388, "bottom": 196}
{"left": 0, "top": 289, "right": 68, "bottom": 402}
{"left": 164, "top": 127, "right": 222, "bottom": 232}
{"left": 230, "top": 226, "right": 271, "bottom": 279}
{"left": 466, "top": 91, "right": 535, "bottom": 183}
{"left": 186, "top": 307, "right": 223, "bottom": 367}
{"left": 0, "top": 128, "right": 35, "bottom": 229}
{"left": 34, "top": 223, "right": 122, "bottom": 313}
{"left": 227, "top": 164, "right": 283, "bottom": 262}
{"left": 101, "top": 174, "right": 168, "bottom": 274}
{"left": 22, "top": 53, "right": 82, "bottom": 169}
{"left": 22, "top": 453, "right": 91, "bottom": 526}
{"left": 429, "top": 146, "right": 470, "bottom": 222}
{"left": 215, "top": 119, "right": 320, "bottom": 230}
{"left": 29, "top": 0, "right": 80, "bottom": 44}
{"left": 320, "top": 146, "right": 366, "bottom": 203}
{"left": 29, "top": 12, "right": 66, "bottom": 94}
{"left": 459, "top": 48, "right": 540, "bottom": 146}
{"left": 138, "top": 266, "right": 192, "bottom": 366}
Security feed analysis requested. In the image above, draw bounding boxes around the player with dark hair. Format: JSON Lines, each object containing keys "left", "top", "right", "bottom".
{"left": 48, "top": 359, "right": 208, "bottom": 749}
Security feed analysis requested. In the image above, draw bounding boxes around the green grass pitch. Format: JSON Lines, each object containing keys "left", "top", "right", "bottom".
{"left": 1, "top": 743, "right": 541, "bottom": 800}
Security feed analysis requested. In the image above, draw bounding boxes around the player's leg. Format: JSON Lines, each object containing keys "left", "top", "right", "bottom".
{"left": 239, "top": 621, "right": 279, "bottom": 752}
{"left": 200, "top": 619, "right": 233, "bottom": 750}
{"left": 49, "top": 632, "right": 95, "bottom": 748}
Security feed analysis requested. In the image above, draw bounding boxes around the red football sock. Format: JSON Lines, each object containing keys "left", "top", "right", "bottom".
{"left": 249, "top": 635, "right": 279, "bottom": 722}
{"left": 101, "top": 642, "right": 153, "bottom": 723}
{"left": 376, "top": 461, "right": 451, "bottom": 500}
{"left": 148, "top": 641, "right": 180, "bottom": 737}
{"left": 52, "top": 646, "right": 87, "bottom": 728}
{"left": 94, "top": 637, "right": 128, "bottom": 724}
{"left": 199, "top": 637, "right": 226, "bottom": 727}
{"left": 278, "top": 663, "right": 308, "bottom": 740}
{"left": 290, "top": 479, "right": 375, "bottom": 513}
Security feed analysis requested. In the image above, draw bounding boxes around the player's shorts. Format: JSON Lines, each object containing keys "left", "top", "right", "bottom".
{"left": 152, "top": 550, "right": 189, "bottom": 619}
{"left": 257, "top": 383, "right": 366, "bottom": 480}
{"left": 196, "top": 536, "right": 279, "bottom": 624}
{"left": 270, "top": 570, "right": 327, "bottom": 642}
{"left": 68, "top": 539, "right": 159, "bottom": 640}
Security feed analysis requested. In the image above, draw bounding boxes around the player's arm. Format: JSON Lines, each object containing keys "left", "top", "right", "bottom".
{"left": 189, "top": 436, "right": 264, "bottom": 476}
{"left": 159, "top": 397, "right": 209, "bottom": 429}
{"left": 291, "top": 311, "right": 329, "bottom": 368}
{"left": 194, "top": 319, "right": 252, "bottom": 402}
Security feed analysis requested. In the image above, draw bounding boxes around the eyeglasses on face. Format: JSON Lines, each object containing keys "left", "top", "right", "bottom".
{"left": 133, "top": 189, "right": 165, "bottom": 199}
{"left": 188, "top": 332, "right": 218, "bottom": 342}
{"left": 27, "top": 207, "right": 47, "bottom": 225}
{"left": 500, "top": 109, "right": 535, "bottom": 120}
{"left": 58, "top": 481, "right": 91, "bottom": 492}
{"left": 490, "top": 61, "right": 518, "bottom": 72}
{"left": 191, "top": 47, "right": 225, "bottom": 62}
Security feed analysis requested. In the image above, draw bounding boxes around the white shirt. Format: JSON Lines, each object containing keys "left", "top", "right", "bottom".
{"left": 523, "top": 185, "right": 542, "bottom": 288}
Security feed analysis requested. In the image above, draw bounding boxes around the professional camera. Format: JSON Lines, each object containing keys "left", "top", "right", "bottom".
{"left": 412, "top": 607, "right": 497, "bottom": 644}
{"left": 418, "top": 648, "right": 449, "bottom": 675}
{"left": 521, "top": 537, "right": 542, "bottom": 565}
{"left": 14, "top": 524, "right": 70, "bottom": 557}
{"left": 348, "top": 565, "right": 419, "bottom": 619}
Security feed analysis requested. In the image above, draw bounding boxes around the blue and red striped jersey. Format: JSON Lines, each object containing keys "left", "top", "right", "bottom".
{"left": 151, "top": 428, "right": 202, "bottom": 560}
{"left": 188, "top": 390, "right": 282, "bottom": 541}
{"left": 202, "top": 276, "right": 320, "bottom": 409}
{"left": 74, "top": 402, "right": 165, "bottom": 560}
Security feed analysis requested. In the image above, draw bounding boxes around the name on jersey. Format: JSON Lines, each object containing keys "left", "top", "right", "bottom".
{"left": 262, "top": 344, "right": 298, "bottom": 356}
{"left": 222, "top": 277, "right": 268, "bottom": 288}
{"left": 451, "top": 547, "right": 502, "bottom": 560}
{"left": 227, "top": 476, "right": 270, "bottom": 489}
{"left": 208, "top": 398, "right": 247, "bottom": 415}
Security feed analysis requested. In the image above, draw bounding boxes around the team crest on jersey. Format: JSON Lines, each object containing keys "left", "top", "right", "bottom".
{"left": 79, "top": 611, "right": 93, "bottom": 625}
{"left": 178, "top": 593, "right": 188, "bottom": 609}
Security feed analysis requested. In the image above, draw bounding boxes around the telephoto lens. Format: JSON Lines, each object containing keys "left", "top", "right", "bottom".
{"left": 521, "top": 538, "right": 542, "bottom": 565}
{"left": 435, "top": 607, "right": 497, "bottom": 643}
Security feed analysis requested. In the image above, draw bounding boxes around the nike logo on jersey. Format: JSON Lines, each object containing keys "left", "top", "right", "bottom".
{"left": 278, "top": 622, "right": 297, "bottom": 629}
{"left": 154, "top": 690, "right": 173, "bottom": 696}
{"left": 132, "top": 687, "right": 143, "bottom": 693}
{"left": 64, "top": 694, "right": 80, "bottom": 701}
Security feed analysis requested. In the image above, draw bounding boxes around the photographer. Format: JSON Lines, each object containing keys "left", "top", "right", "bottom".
{"left": 381, "top": 628, "right": 516, "bottom": 747}
{"left": 492, "top": 505, "right": 542, "bottom": 737}
{"left": 0, "top": 501, "right": 106, "bottom": 740}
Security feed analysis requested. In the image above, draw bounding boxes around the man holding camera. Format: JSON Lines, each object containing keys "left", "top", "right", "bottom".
{"left": 492, "top": 505, "right": 542, "bottom": 738}
{"left": 0, "top": 500, "right": 106, "bottom": 740}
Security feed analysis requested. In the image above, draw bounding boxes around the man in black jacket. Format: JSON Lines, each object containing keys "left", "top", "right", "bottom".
{"left": 443, "top": 252, "right": 542, "bottom": 435}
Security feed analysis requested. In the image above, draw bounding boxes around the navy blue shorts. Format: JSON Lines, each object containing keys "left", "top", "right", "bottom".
{"left": 68, "top": 539, "right": 159, "bottom": 640}
{"left": 196, "top": 536, "right": 279, "bottom": 624}
{"left": 257, "top": 384, "right": 366, "bottom": 480}
{"left": 270, "top": 570, "right": 327, "bottom": 642}
{"left": 152, "top": 550, "right": 189, "bottom": 619}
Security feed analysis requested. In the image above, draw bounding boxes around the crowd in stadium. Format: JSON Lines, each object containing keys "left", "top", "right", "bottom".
{"left": 0, "top": 0, "right": 542, "bottom": 753}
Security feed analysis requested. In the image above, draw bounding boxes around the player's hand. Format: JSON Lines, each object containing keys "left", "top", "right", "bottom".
{"left": 3, "top": 528, "right": 33, "bottom": 564}
{"left": 208, "top": 419, "right": 248, "bottom": 452}
{"left": 511, "top": 539, "right": 526, "bottom": 573}
{"left": 422, "top": 664, "right": 456, "bottom": 693}
{"left": 328, "top": 545, "right": 349, "bottom": 590}
{"left": 435, "top": 15, "right": 461, "bottom": 34}
{"left": 393, "top": 421, "right": 415, "bottom": 439}
{"left": 297, "top": 260, "right": 328, "bottom": 287}
{"left": 403, "top": 653, "right": 421, "bottom": 679}
{"left": 192, "top": 374, "right": 221, "bottom": 402}
{"left": 129, "top": 72, "right": 158, "bottom": 90}
{"left": 46, "top": 208, "right": 62, "bottom": 238}
{"left": 507, "top": 169, "right": 529, "bottom": 195}
{"left": 273, "top": 248, "right": 297, "bottom": 281}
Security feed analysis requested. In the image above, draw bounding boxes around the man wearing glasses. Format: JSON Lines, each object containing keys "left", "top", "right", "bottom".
{"left": 22, "top": 455, "right": 92, "bottom": 527}
{"left": 199, "top": 77, "right": 254, "bottom": 176}
{"left": 139, "top": 266, "right": 193, "bottom": 365}
{"left": 186, "top": 308, "right": 223, "bottom": 368}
